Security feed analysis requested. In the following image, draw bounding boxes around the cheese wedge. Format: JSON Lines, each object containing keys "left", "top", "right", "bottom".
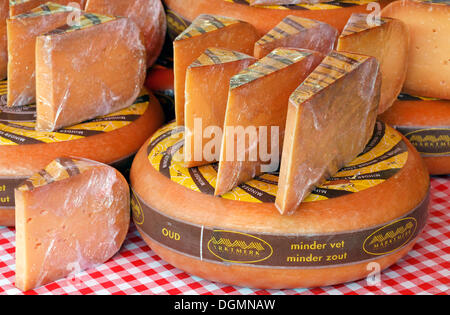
{"left": 15, "top": 157, "right": 130, "bottom": 291}
{"left": 276, "top": 51, "right": 381, "bottom": 215}
{"left": 382, "top": 0, "right": 450, "bottom": 100}
{"left": 250, "top": 0, "right": 331, "bottom": 4}
{"left": 85, "top": 0, "right": 166, "bottom": 67}
{"left": 215, "top": 48, "right": 325, "bottom": 196}
{"left": 0, "top": 0, "right": 8, "bottom": 80}
{"left": 7, "top": 3, "right": 78, "bottom": 107}
{"left": 337, "top": 13, "right": 408, "bottom": 113}
{"left": 254, "top": 15, "right": 338, "bottom": 58}
{"left": 9, "top": 0, "right": 85, "bottom": 16}
{"left": 184, "top": 48, "right": 257, "bottom": 168}
{"left": 173, "top": 14, "right": 259, "bottom": 125}
{"left": 35, "top": 13, "right": 146, "bottom": 131}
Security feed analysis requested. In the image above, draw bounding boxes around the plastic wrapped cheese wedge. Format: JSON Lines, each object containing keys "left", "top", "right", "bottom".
{"left": 254, "top": 15, "right": 338, "bottom": 59}
{"left": 184, "top": 48, "right": 257, "bottom": 168}
{"left": 85, "top": 0, "right": 166, "bottom": 67}
{"left": 276, "top": 51, "right": 381, "bottom": 215}
{"left": 35, "top": 12, "right": 146, "bottom": 132}
{"left": 215, "top": 48, "right": 325, "bottom": 196}
{"left": 336, "top": 13, "right": 408, "bottom": 114}
{"left": 7, "top": 3, "right": 79, "bottom": 107}
{"left": 15, "top": 157, "right": 130, "bottom": 292}
{"left": 9, "top": 0, "right": 85, "bottom": 16}
{"left": 382, "top": 0, "right": 450, "bottom": 100}
{"left": 173, "top": 14, "right": 258, "bottom": 125}
{"left": 0, "top": 0, "right": 8, "bottom": 80}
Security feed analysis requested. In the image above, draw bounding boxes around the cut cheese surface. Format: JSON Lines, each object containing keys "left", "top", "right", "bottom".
{"left": 276, "top": 51, "right": 381, "bottom": 215}
{"left": 0, "top": 0, "right": 8, "bottom": 80}
{"left": 15, "top": 157, "right": 130, "bottom": 291}
{"left": 184, "top": 48, "right": 257, "bottom": 168}
{"left": 215, "top": 48, "right": 325, "bottom": 196}
{"left": 9, "top": 0, "right": 85, "bottom": 16}
{"left": 7, "top": 3, "right": 78, "bottom": 107}
{"left": 337, "top": 13, "right": 408, "bottom": 113}
{"left": 382, "top": 0, "right": 450, "bottom": 100}
{"left": 35, "top": 13, "right": 146, "bottom": 131}
{"left": 85, "top": 0, "right": 166, "bottom": 67}
{"left": 254, "top": 15, "right": 338, "bottom": 58}
{"left": 173, "top": 14, "right": 258, "bottom": 125}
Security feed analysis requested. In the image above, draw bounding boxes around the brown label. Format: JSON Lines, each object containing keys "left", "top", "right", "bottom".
{"left": 165, "top": 8, "right": 191, "bottom": 40}
{"left": 131, "top": 188, "right": 429, "bottom": 268}
{"left": 0, "top": 177, "right": 28, "bottom": 208}
{"left": 395, "top": 126, "right": 450, "bottom": 157}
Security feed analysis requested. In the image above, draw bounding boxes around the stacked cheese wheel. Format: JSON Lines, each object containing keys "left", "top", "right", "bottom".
{"left": 130, "top": 0, "right": 445, "bottom": 288}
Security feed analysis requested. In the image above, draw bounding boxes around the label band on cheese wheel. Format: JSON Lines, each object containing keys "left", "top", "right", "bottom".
{"left": 131, "top": 121, "right": 425, "bottom": 268}
{"left": 145, "top": 121, "right": 408, "bottom": 203}
{"left": 0, "top": 177, "right": 27, "bottom": 208}
{"left": 131, "top": 188, "right": 429, "bottom": 268}
{"left": 393, "top": 126, "right": 450, "bottom": 157}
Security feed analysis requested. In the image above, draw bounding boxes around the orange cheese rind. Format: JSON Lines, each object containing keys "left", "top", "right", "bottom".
{"left": 175, "top": 14, "right": 242, "bottom": 41}
{"left": 290, "top": 51, "right": 371, "bottom": 105}
{"left": 189, "top": 47, "right": 255, "bottom": 68}
{"left": 230, "top": 47, "right": 313, "bottom": 89}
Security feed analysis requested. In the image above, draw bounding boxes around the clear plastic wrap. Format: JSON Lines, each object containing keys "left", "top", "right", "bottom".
{"left": 254, "top": 15, "right": 338, "bottom": 59}
{"left": 8, "top": 0, "right": 85, "bottom": 16}
{"left": 6, "top": 3, "right": 78, "bottom": 107}
{"left": 173, "top": 14, "right": 258, "bottom": 125}
{"left": 276, "top": 51, "right": 381, "bottom": 215}
{"left": 14, "top": 157, "right": 130, "bottom": 291}
{"left": 336, "top": 13, "right": 409, "bottom": 114}
{"left": 35, "top": 13, "right": 146, "bottom": 132}
{"left": 85, "top": 0, "right": 166, "bottom": 67}
{"left": 381, "top": 0, "right": 450, "bottom": 100}
{"left": 184, "top": 48, "right": 256, "bottom": 168}
{"left": 214, "top": 48, "right": 325, "bottom": 196}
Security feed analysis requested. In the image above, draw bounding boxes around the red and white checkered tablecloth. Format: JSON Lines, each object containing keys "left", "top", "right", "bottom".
{"left": 0, "top": 176, "right": 448, "bottom": 295}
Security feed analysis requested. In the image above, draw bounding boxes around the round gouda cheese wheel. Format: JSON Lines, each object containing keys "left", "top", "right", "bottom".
{"left": 379, "top": 95, "right": 450, "bottom": 175}
{"left": 163, "top": 0, "right": 393, "bottom": 38}
{"left": 130, "top": 121, "right": 430, "bottom": 289}
{"left": 0, "top": 83, "right": 164, "bottom": 226}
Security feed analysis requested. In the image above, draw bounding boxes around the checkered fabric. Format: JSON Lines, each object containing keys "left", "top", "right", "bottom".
{"left": 0, "top": 176, "right": 448, "bottom": 295}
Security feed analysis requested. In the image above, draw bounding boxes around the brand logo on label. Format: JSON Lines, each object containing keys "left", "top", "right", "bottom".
{"left": 363, "top": 217, "right": 417, "bottom": 256}
{"left": 207, "top": 230, "right": 273, "bottom": 263}
{"left": 404, "top": 129, "right": 450, "bottom": 155}
{"left": 131, "top": 191, "right": 144, "bottom": 225}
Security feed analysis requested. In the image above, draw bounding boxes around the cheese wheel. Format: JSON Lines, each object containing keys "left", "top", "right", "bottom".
{"left": 15, "top": 157, "right": 130, "bottom": 291}
{"left": 163, "top": 0, "right": 393, "bottom": 38}
{"left": 85, "top": 0, "right": 167, "bottom": 67}
{"left": 379, "top": 95, "right": 450, "bottom": 175}
{"left": 381, "top": 0, "right": 450, "bottom": 100}
{"left": 0, "top": 86, "right": 164, "bottom": 227}
{"left": 130, "top": 121, "right": 430, "bottom": 289}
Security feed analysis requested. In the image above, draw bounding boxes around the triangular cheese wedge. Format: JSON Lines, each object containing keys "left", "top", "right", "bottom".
{"left": 7, "top": 2, "right": 79, "bottom": 107}
{"left": 184, "top": 48, "right": 257, "bottom": 168}
{"left": 215, "top": 48, "right": 325, "bottom": 196}
{"left": 35, "top": 12, "right": 146, "bottom": 131}
{"left": 337, "top": 13, "right": 408, "bottom": 114}
{"left": 15, "top": 157, "right": 130, "bottom": 291}
{"left": 173, "top": 14, "right": 258, "bottom": 126}
{"left": 276, "top": 51, "right": 381, "bottom": 215}
{"left": 254, "top": 15, "right": 338, "bottom": 58}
